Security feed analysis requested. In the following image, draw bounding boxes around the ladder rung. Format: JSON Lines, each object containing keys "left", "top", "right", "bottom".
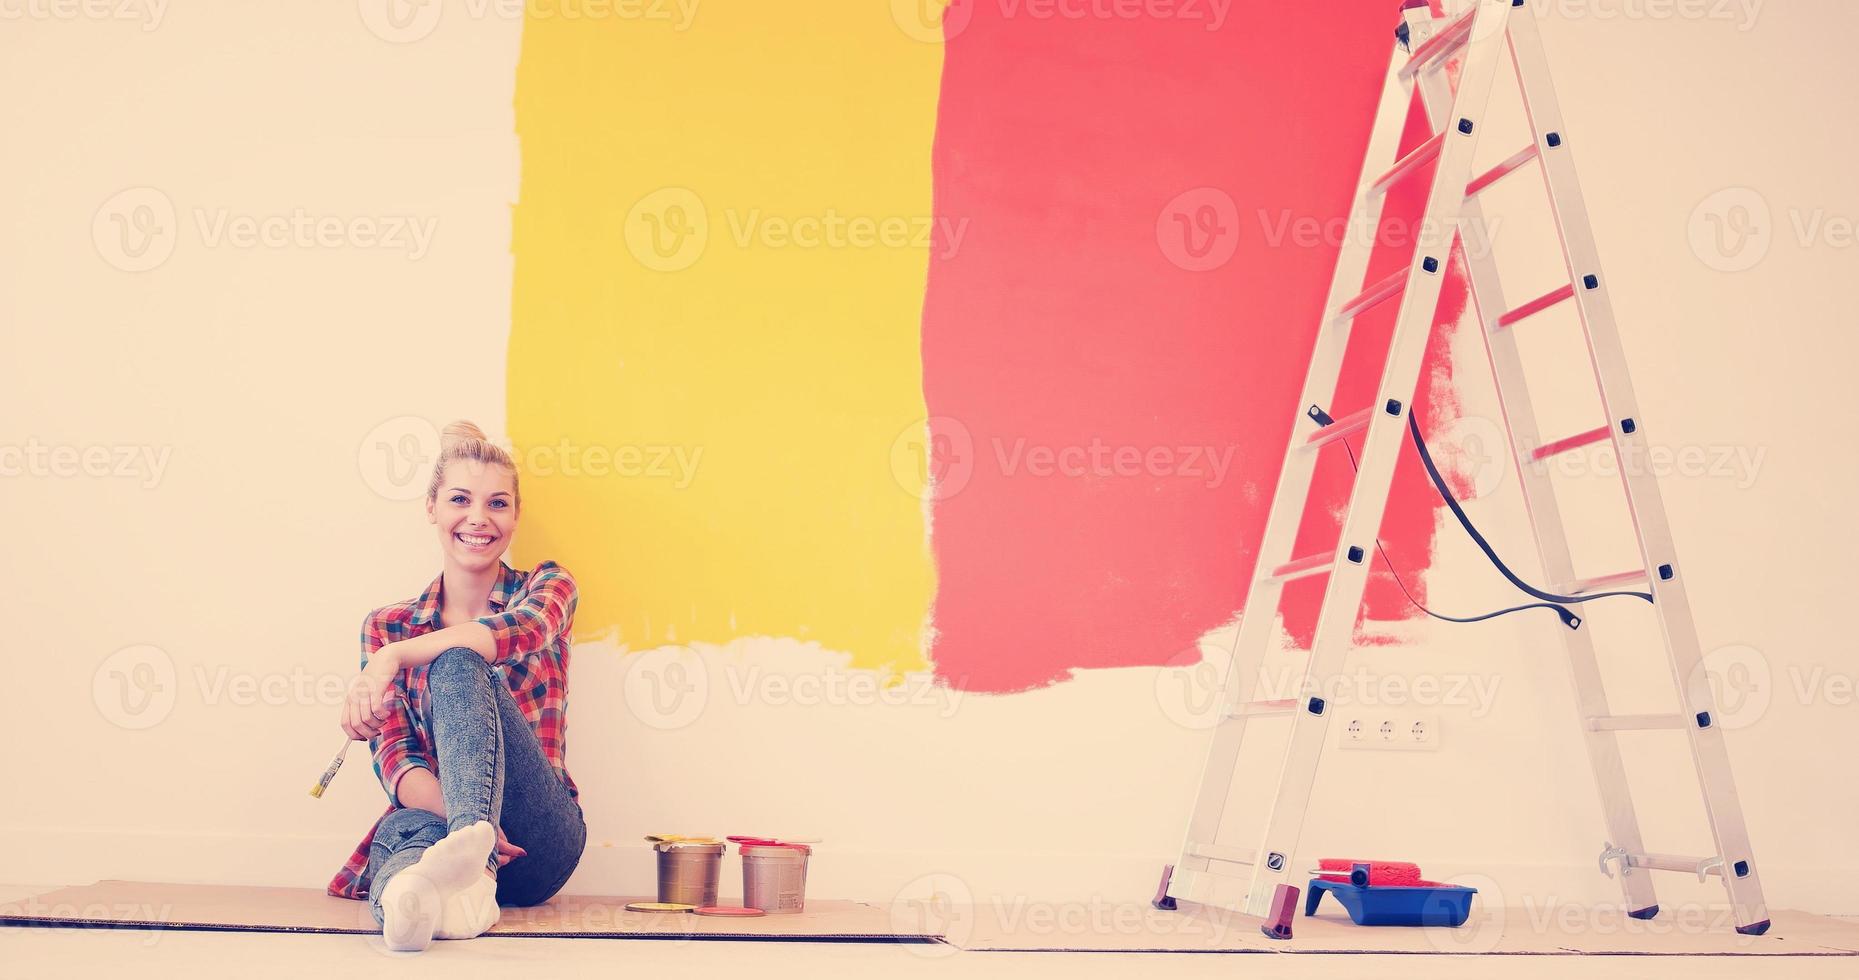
{"left": 1187, "top": 842, "right": 1257, "bottom": 866}
{"left": 1628, "top": 852, "right": 1724, "bottom": 877}
{"left": 1496, "top": 282, "right": 1575, "bottom": 329}
{"left": 1587, "top": 713, "right": 1687, "bottom": 732}
{"left": 1226, "top": 698, "right": 1298, "bottom": 720}
{"left": 1370, "top": 132, "right": 1446, "bottom": 195}
{"left": 1530, "top": 424, "right": 1611, "bottom": 461}
{"left": 1401, "top": 5, "right": 1480, "bottom": 81}
{"left": 1467, "top": 144, "right": 1540, "bottom": 197}
{"left": 1332, "top": 269, "right": 1407, "bottom": 324}
{"left": 1268, "top": 552, "right": 1335, "bottom": 585}
{"left": 1301, "top": 407, "right": 1372, "bottom": 453}
{"left": 1561, "top": 569, "right": 1649, "bottom": 595}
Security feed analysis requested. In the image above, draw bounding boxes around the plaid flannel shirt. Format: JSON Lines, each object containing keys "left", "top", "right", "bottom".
{"left": 327, "top": 560, "right": 579, "bottom": 900}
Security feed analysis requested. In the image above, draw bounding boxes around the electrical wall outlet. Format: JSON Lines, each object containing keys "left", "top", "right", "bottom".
{"left": 1338, "top": 712, "right": 1440, "bottom": 751}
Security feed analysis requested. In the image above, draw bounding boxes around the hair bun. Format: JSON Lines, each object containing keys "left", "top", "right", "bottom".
{"left": 440, "top": 420, "right": 489, "bottom": 450}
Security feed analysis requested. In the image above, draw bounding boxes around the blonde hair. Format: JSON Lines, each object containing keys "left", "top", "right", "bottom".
{"left": 426, "top": 420, "right": 520, "bottom": 511}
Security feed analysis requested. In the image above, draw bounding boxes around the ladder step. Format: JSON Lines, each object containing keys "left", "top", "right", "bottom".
{"left": 1467, "top": 144, "right": 1541, "bottom": 197}
{"left": 1370, "top": 132, "right": 1447, "bottom": 195}
{"left": 1301, "top": 407, "right": 1371, "bottom": 453}
{"left": 1187, "top": 842, "right": 1257, "bottom": 866}
{"left": 1587, "top": 713, "right": 1687, "bottom": 732}
{"left": 1628, "top": 852, "right": 1725, "bottom": 877}
{"left": 1332, "top": 269, "right": 1408, "bottom": 324}
{"left": 1530, "top": 424, "right": 1611, "bottom": 461}
{"left": 1560, "top": 569, "right": 1649, "bottom": 595}
{"left": 1495, "top": 282, "right": 1574, "bottom": 329}
{"left": 1400, "top": 4, "right": 1479, "bottom": 81}
{"left": 1268, "top": 552, "right": 1337, "bottom": 585}
{"left": 1226, "top": 698, "right": 1298, "bottom": 720}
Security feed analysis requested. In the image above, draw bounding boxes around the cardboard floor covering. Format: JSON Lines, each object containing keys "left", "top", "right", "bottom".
{"left": 7, "top": 882, "right": 1859, "bottom": 955}
{"left": 941, "top": 901, "right": 1859, "bottom": 955}
{"left": 0, "top": 881, "right": 935, "bottom": 942}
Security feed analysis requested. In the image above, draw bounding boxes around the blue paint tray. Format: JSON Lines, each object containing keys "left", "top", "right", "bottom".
{"left": 1304, "top": 878, "right": 1478, "bottom": 927}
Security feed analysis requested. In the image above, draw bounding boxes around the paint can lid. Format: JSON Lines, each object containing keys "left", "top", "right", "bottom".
{"left": 654, "top": 841, "right": 726, "bottom": 854}
{"left": 693, "top": 906, "right": 766, "bottom": 917}
{"left": 625, "top": 902, "right": 696, "bottom": 913}
{"left": 739, "top": 843, "right": 812, "bottom": 857}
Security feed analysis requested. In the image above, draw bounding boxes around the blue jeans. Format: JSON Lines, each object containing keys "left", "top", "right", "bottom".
{"left": 362, "top": 647, "right": 586, "bottom": 924}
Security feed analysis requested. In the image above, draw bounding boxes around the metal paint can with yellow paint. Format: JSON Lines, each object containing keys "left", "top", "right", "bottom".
{"left": 654, "top": 840, "right": 724, "bottom": 907}
{"left": 740, "top": 843, "right": 811, "bottom": 914}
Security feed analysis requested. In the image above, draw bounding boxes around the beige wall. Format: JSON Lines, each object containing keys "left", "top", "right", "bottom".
{"left": 3, "top": 0, "right": 1854, "bottom": 921}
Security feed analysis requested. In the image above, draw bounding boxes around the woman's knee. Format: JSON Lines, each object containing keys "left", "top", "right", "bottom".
{"left": 374, "top": 805, "right": 446, "bottom": 846}
{"left": 428, "top": 646, "right": 491, "bottom": 693}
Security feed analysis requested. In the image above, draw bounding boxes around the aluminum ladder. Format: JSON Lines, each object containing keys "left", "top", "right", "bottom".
{"left": 1153, "top": 0, "right": 1769, "bottom": 940}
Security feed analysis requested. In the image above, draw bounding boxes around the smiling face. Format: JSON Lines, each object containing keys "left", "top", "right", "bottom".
{"left": 426, "top": 458, "right": 518, "bottom": 573}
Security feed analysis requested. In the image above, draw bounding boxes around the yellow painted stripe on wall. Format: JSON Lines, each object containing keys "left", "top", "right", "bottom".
{"left": 506, "top": 3, "right": 944, "bottom": 673}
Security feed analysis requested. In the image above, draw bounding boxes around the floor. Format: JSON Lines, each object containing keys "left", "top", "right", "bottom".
{"left": 4, "top": 884, "right": 1853, "bottom": 978}
{"left": 6, "top": 926, "right": 1859, "bottom": 980}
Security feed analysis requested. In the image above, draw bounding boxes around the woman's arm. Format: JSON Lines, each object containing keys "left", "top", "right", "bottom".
{"left": 373, "top": 564, "right": 578, "bottom": 671}
{"left": 373, "top": 621, "right": 498, "bottom": 672}
{"left": 393, "top": 766, "right": 446, "bottom": 817}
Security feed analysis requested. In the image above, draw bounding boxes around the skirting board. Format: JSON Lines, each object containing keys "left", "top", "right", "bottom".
{"left": 0, "top": 881, "right": 936, "bottom": 942}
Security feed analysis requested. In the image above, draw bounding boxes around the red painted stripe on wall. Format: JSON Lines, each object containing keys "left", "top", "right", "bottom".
{"left": 921, "top": 6, "right": 1469, "bottom": 692}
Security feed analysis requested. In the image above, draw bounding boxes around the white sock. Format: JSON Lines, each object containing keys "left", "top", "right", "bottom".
{"left": 379, "top": 821, "right": 497, "bottom": 950}
{"left": 378, "top": 869, "right": 442, "bottom": 952}
{"left": 436, "top": 873, "right": 502, "bottom": 940}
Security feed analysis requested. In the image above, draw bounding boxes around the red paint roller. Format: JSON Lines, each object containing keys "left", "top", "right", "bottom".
{"left": 1317, "top": 858, "right": 1424, "bottom": 887}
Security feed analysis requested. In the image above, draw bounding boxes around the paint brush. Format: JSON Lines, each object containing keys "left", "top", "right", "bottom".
{"left": 309, "top": 739, "right": 352, "bottom": 798}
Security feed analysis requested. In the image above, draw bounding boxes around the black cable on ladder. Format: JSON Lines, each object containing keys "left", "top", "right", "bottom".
{"left": 1311, "top": 404, "right": 1655, "bottom": 631}
{"left": 1336, "top": 436, "right": 1582, "bottom": 630}
{"left": 1402, "top": 410, "right": 1653, "bottom": 608}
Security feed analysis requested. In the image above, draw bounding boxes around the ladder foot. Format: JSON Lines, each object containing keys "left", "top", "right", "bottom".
{"left": 1736, "top": 919, "right": 1772, "bottom": 937}
{"left": 1627, "top": 904, "right": 1659, "bottom": 921}
{"left": 1152, "top": 864, "right": 1178, "bottom": 911}
{"left": 1261, "top": 883, "right": 1299, "bottom": 941}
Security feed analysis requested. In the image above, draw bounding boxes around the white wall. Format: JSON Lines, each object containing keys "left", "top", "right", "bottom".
{"left": 3, "top": 0, "right": 1854, "bottom": 922}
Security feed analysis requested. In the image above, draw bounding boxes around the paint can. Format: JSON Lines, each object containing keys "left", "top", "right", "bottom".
{"left": 655, "top": 841, "right": 725, "bottom": 907}
{"left": 740, "top": 843, "right": 810, "bottom": 914}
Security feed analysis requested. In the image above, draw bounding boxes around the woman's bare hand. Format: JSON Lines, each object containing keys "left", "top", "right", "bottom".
{"left": 340, "top": 648, "right": 401, "bottom": 740}
{"left": 494, "top": 826, "right": 527, "bottom": 867}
